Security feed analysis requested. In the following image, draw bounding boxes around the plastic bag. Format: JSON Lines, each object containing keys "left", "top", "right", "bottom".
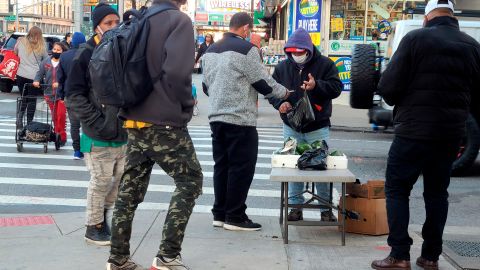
{"left": 274, "top": 137, "right": 297, "bottom": 155}
{"left": 286, "top": 92, "right": 315, "bottom": 132}
{"left": 297, "top": 140, "right": 329, "bottom": 170}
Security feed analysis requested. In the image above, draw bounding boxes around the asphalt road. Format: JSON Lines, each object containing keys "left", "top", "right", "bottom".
{"left": 0, "top": 90, "right": 479, "bottom": 228}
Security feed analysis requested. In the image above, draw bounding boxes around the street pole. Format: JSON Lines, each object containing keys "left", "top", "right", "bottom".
{"left": 15, "top": 0, "right": 19, "bottom": 32}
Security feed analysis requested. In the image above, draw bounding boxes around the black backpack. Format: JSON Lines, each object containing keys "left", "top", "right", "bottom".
{"left": 89, "top": 3, "right": 177, "bottom": 108}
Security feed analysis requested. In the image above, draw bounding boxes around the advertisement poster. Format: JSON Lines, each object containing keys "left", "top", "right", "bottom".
{"left": 329, "top": 57, "right": 351, "bottom": 91}
{"left": 295, "top": 0, "right": 321, "bottom": 47}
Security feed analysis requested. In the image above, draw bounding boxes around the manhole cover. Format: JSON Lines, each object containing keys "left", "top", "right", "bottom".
{"left": 444, "top": 240, "right": 480, "bottom": 257}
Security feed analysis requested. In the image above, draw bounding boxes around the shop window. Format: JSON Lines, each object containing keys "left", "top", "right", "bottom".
{"left": 330, "top": 0, "right": 367, "bottom": 41}
{"left": 366, "top": 0, "right": 405, "bottom": 41}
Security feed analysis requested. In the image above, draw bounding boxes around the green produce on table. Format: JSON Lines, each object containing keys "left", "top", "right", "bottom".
{"left": 311, "top": 140, "right": 324, "bottom": 149}
{"left": 330, "top": 150, "right": 344, "bottom": 156}
{"left": 296, "top": 143, "right": 312, "bottom": 155}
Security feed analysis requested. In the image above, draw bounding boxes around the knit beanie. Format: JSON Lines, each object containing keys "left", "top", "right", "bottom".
{"left": 92, "top": 3, "right": 119, "bottom": 30}
{"left": 71, "top": 32, "right": 86, "bottom": 48}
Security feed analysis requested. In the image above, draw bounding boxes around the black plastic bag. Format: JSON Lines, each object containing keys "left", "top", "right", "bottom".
{"left": 297, "top": 140, "right": 329, "bottom": 170}
{"left": 286, "top": 92, "right": 315, "bottom": 132}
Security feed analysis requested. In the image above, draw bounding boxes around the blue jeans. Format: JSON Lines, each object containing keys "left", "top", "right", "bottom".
{"left": 283, "top": 125, "right": 330, "bottom": 210}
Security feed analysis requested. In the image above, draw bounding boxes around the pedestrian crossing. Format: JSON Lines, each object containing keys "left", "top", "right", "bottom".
{"left": 0, "top": 117, "right": 339, "bottom": 219}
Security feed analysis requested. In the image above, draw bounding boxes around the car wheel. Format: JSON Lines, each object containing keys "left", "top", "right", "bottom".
{"left": 452, "top": 114, "right": 480, "bottom": 176}
{"left": 350, "top": 44, "right": 376, "bottom": 109}
{"left": 0, "top": 80, "right": 14, "bottom": 93}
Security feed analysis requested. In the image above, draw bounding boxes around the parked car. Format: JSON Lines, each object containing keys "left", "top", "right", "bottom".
{"left": 349, "top": 19, "right": 480, "bottom": 175}
{"left": 0, "top": 32, "right": 63, "bottom": 93}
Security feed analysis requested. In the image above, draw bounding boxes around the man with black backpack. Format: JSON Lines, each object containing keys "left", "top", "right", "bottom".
{"left": 105, "top": 0, "right": 203, "bottom": 269}
{"left": 66, "top": 3, "right": 126, "bottom": 247}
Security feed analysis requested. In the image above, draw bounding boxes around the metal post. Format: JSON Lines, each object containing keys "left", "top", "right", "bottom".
{"left": 15, "top": 0, "right": 19, "bottom": 32}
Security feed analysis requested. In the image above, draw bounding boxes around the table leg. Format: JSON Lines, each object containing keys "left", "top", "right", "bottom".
{"left": 284, "top": 182, "right": 289, "bottom": 244}
{"left": 342, "top": 182, "right": 346, "bottom": 246}
{"left": 280, "top": 182, "right": 284, "bottom": 225}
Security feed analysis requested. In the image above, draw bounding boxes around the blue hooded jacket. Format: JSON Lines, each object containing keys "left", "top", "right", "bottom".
{"left": 57, "top": 32, "right": 86, "bottom": 99}
{"left": 284, "top": 28, "right": 314, "bottom": 67}
{"left": 269, "top": 28, "right": 343, "bottom": 133}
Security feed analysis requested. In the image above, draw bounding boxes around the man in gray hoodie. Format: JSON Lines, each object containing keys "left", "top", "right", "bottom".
{"left": 202, "top": 12, "right": 290, "bottom": 232}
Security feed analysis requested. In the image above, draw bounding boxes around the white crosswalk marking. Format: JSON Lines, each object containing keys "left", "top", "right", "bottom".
{"left": 0, "top": 118, "right": 339, "bottom": 219}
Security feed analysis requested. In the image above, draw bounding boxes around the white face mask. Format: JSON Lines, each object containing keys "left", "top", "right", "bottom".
{"left": 97, "top": 26, "right": 104, "bottom": 36}
{"left": 292, "top": 53, "right": 308, "bottom": 64}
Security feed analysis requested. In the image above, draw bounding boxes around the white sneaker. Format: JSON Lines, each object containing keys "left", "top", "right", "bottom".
{"left": 106, "top": 259, "right": 143, "bottom": 270}
{"left": 151, "top": 255, "right": 190, "bottom": 270}
{"left": 193, "top": 105, "right": 199, "bottom": 116}
{"left": 212, "top": 220, "right": 224, "bottom": 227}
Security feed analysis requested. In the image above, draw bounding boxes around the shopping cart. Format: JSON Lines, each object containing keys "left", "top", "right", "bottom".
{"left": 15, "top": 83, "right": 62, "bottom": 153}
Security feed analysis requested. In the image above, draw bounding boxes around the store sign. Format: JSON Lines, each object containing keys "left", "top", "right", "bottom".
{"left": 330, "top": 17, "right": 344, "bottom": 32}
{"left": 295, "top": 0, "right": 321, "bottom": 46}
{"left": 209, "top": 13, "right": 224, "bottom": 22}
{"left": 330, "top": 57, "right": 351, "bottom": 91}
{"left": 206, "top": 0, "right": 251, "bottom": 12}
{"left": 378, "top": 20, "right": 392, "bottom": 34}
{"left": 329, "top": 41, "right": 363, "bottom": 55}
{"left": 196, "top": 13, "right": 209, "bottom": 22}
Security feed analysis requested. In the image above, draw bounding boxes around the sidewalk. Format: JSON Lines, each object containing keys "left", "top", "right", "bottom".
{"left": 0, "top": 211, "right": 458, "bottom": 270}
{"left": 190, "top": 74, "right": 373, "bottom": 131}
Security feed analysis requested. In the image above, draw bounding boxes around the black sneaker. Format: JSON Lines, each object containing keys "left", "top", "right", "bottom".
{"left": 321, "top": 210, "right": 337, "bottom": 222}
{"left": 104, "top": 209, "right": 112, "bottom": 236}
{"left": 85, "top": 222, "right": 111, "bottom": 246}
{"left": 287, "top": 208, "right": 303, "bottom": 221}
{"left": 223, "top": 219, "right": 262, "bottom": 231}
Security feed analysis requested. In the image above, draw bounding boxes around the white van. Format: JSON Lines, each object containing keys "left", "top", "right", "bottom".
{"left": 349, "top": 19, "right": 480, "bottom": 175}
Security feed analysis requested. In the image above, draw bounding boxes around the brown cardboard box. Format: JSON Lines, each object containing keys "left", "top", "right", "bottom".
{"left": 339, "top": 196, "right": 389, "bottom": 236}
{"left": 346, "top": 180, "right": 385, "bottom": 199}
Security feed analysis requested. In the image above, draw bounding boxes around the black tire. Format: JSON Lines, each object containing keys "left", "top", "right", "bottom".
{"left": 452, "top": 115, "right": 480, "bottom": 176}
{"left": 350, "top": 44, "right": 376, "bottom": 109}
{"left": 0, "top": 80, "right": 14, "bottom": 93}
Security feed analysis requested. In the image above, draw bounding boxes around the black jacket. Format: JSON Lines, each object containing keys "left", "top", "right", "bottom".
{"left": 57, "top": 47, "right": 79, "bottom": 99}
{"left": 269, "top": 48, "right": 343, "bottom": 133}
{"left": 195, "top": 41, "right": 213, "bottom": 63}
{"left": 379, "top": 16, "right": 480, "bottom": 141}
{"left": 65, "top": 36, "right": 127, "bottom": 143}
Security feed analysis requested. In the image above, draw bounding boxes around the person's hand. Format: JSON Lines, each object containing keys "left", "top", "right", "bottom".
{"left": 279, "top": 102, "right": 292, "bottom": 114}
{"left": 301, "top": 73, "right": 316, "bottom": 91}
{"left": 33, "top": 82, "right": 40, "bottom": 88}
{"left": 52, "top": 82, "right": 59, "bottom": 89}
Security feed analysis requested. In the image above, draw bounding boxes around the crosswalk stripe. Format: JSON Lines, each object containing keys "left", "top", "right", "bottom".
{"left": 0, "top": 163, "right": 271, "bottom": 179}
{"left": 0, "top": 177, "right": 280, "bottom": 197}
{"left": 0, "top": 152, "right": 273, "bottom": 168}
{"left": 0, "top": 141, "right": 279, "bottom": 152}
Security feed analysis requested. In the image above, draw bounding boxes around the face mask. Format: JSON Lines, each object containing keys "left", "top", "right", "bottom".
{"left": 52, "top": 52, "right": 61, "bottom": 59}
{"left": 97, "top": 26, "right": 104, "bottom": 36}
{"left": 292, "top": 53, "right": 308, "bottom": 64}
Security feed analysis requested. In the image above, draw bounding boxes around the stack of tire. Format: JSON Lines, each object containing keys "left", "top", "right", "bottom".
{"left": 349, "top": 44, "right": 479, "bottom": 175}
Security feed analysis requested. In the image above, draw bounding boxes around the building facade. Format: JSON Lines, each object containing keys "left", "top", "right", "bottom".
{"left": 0, "top": 0, "right": 73, "bottom": 35}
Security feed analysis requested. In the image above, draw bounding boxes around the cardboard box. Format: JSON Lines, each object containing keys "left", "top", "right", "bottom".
{"left": 346, "top": 180, "right": 385, "bottom": 199}
{"left": 339, "top": 196, "right": 389, "bottom": 236}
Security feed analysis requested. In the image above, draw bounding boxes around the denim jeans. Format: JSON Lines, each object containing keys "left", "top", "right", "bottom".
{"left": 283, "top": 124, "right": 330, "bottom": 209}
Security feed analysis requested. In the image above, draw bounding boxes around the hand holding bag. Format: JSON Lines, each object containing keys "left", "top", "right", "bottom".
{"left": 286, "top": 90, "right": 315, "bottom": 132}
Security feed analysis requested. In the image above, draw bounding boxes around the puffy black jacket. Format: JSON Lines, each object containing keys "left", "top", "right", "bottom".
{"left": 379, "top": 16, "right": 480, "bottom": 141}
{"left": 65, "top": 36, "right": 127, "bottom": 143}
{"left": 269, "top": 48, "right": 343, "bottom": 133}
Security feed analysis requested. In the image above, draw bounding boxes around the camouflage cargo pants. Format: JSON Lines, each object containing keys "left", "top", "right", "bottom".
{"left": 109, "top": 126, "right": 203, "bottom": 264}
